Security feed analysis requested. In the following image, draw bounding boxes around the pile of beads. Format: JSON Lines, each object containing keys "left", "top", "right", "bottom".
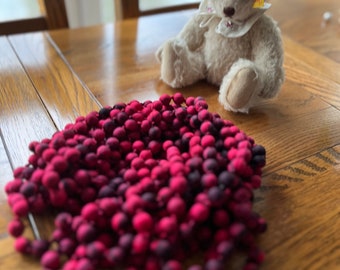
{"left": 6, "top": 93, "right": 267, "bottom": 270}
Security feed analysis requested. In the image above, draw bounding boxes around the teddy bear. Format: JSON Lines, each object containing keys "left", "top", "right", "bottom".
{"left": 156, "top": 0, "right": 285, "bottom": 113}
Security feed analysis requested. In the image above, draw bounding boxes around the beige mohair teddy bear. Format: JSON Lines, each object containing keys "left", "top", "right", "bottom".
{"left": 156, "top": 0, "right": 284, "bottom": 113}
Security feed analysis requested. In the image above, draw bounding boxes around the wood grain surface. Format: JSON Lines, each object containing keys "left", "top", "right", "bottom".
{"left": 0, "top": 1, "right": 339, "bottom": 269}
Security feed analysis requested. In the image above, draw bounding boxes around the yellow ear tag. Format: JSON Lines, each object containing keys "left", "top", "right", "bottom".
{"left": 253, "top": 0, "right": 265, "bottom": 8}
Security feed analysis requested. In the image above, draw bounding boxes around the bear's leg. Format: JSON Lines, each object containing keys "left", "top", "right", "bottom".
{"left": 159, "top": 39, "right": 205, "bottom": 88}
{"left": 218, "top": 60, "right": 262, "bottom": 113}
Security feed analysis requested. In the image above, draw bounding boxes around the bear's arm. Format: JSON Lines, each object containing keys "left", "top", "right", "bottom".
{"left": 249, "top": 15, "right": 285, "bottom": 98}
{"left": 175, "top": 14, "right": 209, "bottom": 51}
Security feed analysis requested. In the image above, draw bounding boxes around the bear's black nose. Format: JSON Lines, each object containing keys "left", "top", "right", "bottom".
{"left": 223, "top": 7, "right": 235, "bottom": 17}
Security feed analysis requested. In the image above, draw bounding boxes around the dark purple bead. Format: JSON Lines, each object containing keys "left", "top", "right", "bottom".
{"left": 20, "top": 182, "right": 36, "bottom": 197}
{"left": 208, "top": 186, "right": 224, "bottom": 204}
{"left": 98, "top": 185, "right": 115, "bottom": 198}
{"left": 154, "top": 239, "right": 172, "bottom": 259}
{"left": 217, "top": 241, "right": 233, "bottom": 259}
{"left": 218, "top": 171, "right": 235, "bottom": 188}
{"left": 107, "top": 246, "right": 125, "bottom": 265}
{"left": 119, "top": 233, "right": 134, "bottom": 250}
{"left": 31, "top": 239, "right": 50, "bottom": 258}
{"left": 98, "top": 107, "right": 112, "bottom": 119}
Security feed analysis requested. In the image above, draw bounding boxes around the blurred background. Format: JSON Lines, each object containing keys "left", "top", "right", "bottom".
{"left": 0, "top": 0, "right": 199, "bottom": 29}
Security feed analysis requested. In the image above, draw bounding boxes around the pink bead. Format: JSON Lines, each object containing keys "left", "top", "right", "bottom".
{"left": 8, "top": 219, "right": 25, "bottom": 237}
{"left": 124, "top": 195, "right": 144, "bottom": 215}
{"left": 5, "top": 179, "right": 23, "bottom": 194}
{"left": 163, "top": 260, "right": 183, "bottom": 270}
{"left": 189, "top": 144, "right": 203, "bottom": 157}
{"left": 251, "top": 175, "right": 262, "bottom": 189}
{"left": 86, "top": 241, "right": 106, "bottom": 260}
{"left": 42, "top": 171, "right": 60, "bottom": 189}
{"left": 81, "top": 202, "right": 100, "bottom": 221}
{"left": 167, "top": 197, "right": 186, "bottom": 218}
{"left": 169, "top": 162, "right": 186, "bottom": 176}
{"left": 201, "top": 173, "right": 218, "bottom": 189}
{"left": 157, "top": 187, "right": 173, "bottom": 204}
{"left": 76, "top": 224, "right": 97, "bottom": 243}
{"left": 74, "top": 169, "right": 90, "bottom": 187}
{"left": 30, "top": 194, "right": 46, "bottom": 214}
{"left": 7, "top": 193, "right": 25, "bottom": 207}
{"left": 139, "top": 149, "right": 152, "bottom": 160}
{"left": 132, "top": 233, "right": 149, "bottom": 254}
{"left": 59, "top": 238, "right": 76, "bottom": 256}
{"left": 213, "top": 210, "right": 230, "bottom": 227}
{"left": 30, "top": 169, "right": 44, "bottom": 184}
{"left": 124, "top": 169, "right": 139, "bottom": 183}
{"left": 55, "top": 212, "right": 72, "bottom": 230}
{"left": 92, "top": 129, "right": 105, "bottom": 142}
{"left": 170, "top": 176, "right": 187, "bottom": 194}
{"left": 12, "top": 199, "right": 29, "bottom": 217}
{"left": 99, "top": 198, "right": 120, "bottom": 216}
{"left": 157, "top": 216, "right": 177, "bottom": 236}
{"left": 132, "top": 140, "right": 145, "bottom": 152}
{"left": 173, "top": 93, "right": 185, "bottom": 105}
{"left": 189, "top": 203, "right": 209, "bottom": 223}
{"left": 201, "top": 135, "right": 216, "bottom": 148}
{"left": 63, "top": 259, "right": 78, "bottom": 270}
{"left": 51, "top": 156, "right": 68, "bottom": 173}
{"left": 49, "top": 189, "right": 68, "bottom": 207}
{"left": 111, "top": 212, "right": 129, "bottom": 232}
{"left": 42, "top": 148, "right": 57, "bottom": 162}
{"left": 159, "top": 94, "right": 172, "bottom": 105}
{"left": 14, "top": 236, "right": 30, "bottom": 253}
{"left": 133, "top": 212, "right": 154, "bottom": 232}
{"left": 198, "top": 109, "right": 211, "bottom": 122}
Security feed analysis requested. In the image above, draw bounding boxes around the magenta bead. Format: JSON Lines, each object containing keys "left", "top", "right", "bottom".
{"left": 40, "top": 250, "right": 60, "bottom": 270}
{"left": 189, "top": 203, "right": 209, "bottom": 223}
{"left": 12, "top": 199, "right": 29, "bottom": 217}
{"left": 132, "top": 212, "right": 154, "bottom": 232}
{"left": 8, "top": 219, "right": 25, "bottom": 237}
{"left": 14, "top": 236, "right": 30, "bottom": 254}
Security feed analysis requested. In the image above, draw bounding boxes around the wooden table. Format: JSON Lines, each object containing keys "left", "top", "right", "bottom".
{"left": 0, "top": 0, "right": 339, "bottom": 269}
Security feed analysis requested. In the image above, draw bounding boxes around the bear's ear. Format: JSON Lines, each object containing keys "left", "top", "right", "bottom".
{"left": 253, "top": 0, "right": 265, "bottom": 8}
